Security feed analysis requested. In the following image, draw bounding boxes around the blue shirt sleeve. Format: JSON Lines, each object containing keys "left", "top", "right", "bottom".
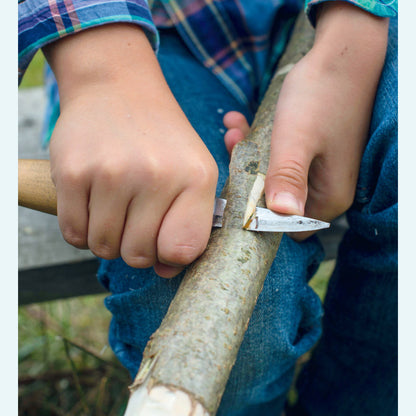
{"left": 304, "top": 0, "right": 398, "bottom": 26}
{"left": 18, "top": 0, "right": 159, "bottom": 83}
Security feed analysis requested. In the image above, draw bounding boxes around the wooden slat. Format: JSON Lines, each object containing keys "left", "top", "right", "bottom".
{"left": 18, "top": 219, "right": 347, "bottom": 306}
{"left": 19, "top": 258, "right": 104, "bottom": 305}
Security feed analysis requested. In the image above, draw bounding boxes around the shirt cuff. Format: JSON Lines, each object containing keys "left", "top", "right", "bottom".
{"left": 304, "top": 0, "right": 398, "bottom": 27}
{"left": 18, "top": 0, "right": 159, "bottom": 83}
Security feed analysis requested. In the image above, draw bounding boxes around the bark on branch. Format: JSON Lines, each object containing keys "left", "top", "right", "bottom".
{"left": 124, "top": 13, "right": 315, "bottom": 416}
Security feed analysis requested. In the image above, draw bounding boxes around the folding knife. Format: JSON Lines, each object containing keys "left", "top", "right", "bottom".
{"left": 212, "top": 198, "right": 329, "bottom": 232}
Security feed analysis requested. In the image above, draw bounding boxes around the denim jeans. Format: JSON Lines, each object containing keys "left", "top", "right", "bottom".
{"left": 289, "top": 17, "right": 398, "bottom": 416}
{"left": 44, "top": 17, "right": 397, "bottom": 416}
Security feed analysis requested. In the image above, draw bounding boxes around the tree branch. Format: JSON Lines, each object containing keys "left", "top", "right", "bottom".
{"left": 124, "top": 13, "right": 315, "bottom": 416}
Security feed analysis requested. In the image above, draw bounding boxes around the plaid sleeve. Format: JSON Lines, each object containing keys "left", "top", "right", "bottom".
{"left": 18, "top": 0, "right": 159, "bottom": 82}
{"left": 304, "top": 0, "right": 398, "bottom": 26}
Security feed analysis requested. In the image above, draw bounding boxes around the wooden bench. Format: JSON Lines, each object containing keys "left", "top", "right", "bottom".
{"left": 18, "top": 87, "right": 348, "bottom": 306}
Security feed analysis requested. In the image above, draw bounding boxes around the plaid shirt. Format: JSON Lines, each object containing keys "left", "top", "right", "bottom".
{"left": 18, "top": 0, "right": 397, "bottom": 106}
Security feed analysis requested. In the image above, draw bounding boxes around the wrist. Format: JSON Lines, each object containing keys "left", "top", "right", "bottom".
{"left": 43, "top": 23, "right": 169, "bottom": 107}
{"left": 311, "top": 2, "right": 389, "bottom": 84}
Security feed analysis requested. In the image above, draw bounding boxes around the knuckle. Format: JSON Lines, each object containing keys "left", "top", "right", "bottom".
{"left": 61, "top": 226, "right": 87, "bottom": 249}
{"left": 330, "top": 191, "right": 354, "bottom": 217}
{"left": 309, "top": 186, "right": 354, "bottom": 220}
{"left": 95, "top": 160, "right": 128, "bottom": 185}
{"left": 267, "top": 160, "right": 307, "bottom": 193}
{"left": 89, "top": 239, "right": 119, "bottom": 260}
{"left": 188, "top": 158, "right": 218, "bottom": 189}
{"left": 137, "top": 157, "right": 165, "bottom": 186}
{"left": 120, "top": 238, "right": 156, "bottom": 269}
{"left": 122, "top": 254, "right": 155, "bottom": 269}
{"left": 56, "top": 164, "right": 87, "bottom": 188}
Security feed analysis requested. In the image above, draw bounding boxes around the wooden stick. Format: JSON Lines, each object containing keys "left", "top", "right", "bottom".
{"left": 18, "top": 159, "right": 57, "bottom": 215}
{"left": 124, "top": 13, "right": 315, "bottom": 416}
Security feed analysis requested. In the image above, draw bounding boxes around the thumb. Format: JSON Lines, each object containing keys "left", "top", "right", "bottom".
{"left": 265, "top": 138, "right": 313, "bottom": 217}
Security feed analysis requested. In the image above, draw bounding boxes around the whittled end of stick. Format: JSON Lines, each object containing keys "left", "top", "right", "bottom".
{"left": 243, "top": 173, "right": 265, "bottom": 229}
{"left": 125, "top": 384, "right": 209, "bottom": 416}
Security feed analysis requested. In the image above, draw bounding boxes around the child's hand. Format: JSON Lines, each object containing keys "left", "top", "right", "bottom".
{"left": 224, "top": 3, "right": 389, "bottom": 241}
{"left": 44, "top": 25, "right": 218, "bottom": 278}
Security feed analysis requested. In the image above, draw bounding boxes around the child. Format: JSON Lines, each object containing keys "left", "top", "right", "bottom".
{"left": 19, "top": 1, "right": 398, "bottom": 414}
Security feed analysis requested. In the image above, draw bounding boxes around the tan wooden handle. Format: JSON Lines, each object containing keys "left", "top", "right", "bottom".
{"left": 18, "top": 159, "right": 57, "bottom": 215}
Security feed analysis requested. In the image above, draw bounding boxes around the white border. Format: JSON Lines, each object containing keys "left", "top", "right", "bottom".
{"left": 1, "top": 1, "right": 17, "bottom": 413}
{"left": 398, "top": 2, "right": 416, "bottom": 415}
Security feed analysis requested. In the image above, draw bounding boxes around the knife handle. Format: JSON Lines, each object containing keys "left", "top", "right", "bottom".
{"left": 18, "top": 159, "right": 57, "bottom": 215}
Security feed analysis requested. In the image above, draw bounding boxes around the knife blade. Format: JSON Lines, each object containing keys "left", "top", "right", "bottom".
{"left": 213, "top": 198, "right": 330, "bottom": 232}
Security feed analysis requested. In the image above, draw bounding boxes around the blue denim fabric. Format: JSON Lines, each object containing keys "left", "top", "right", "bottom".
{"left": 290, "top": 17, "right": 398, "bottom": 416}
{"left": 97, "top": 30, "right": 325, "bottom": 415}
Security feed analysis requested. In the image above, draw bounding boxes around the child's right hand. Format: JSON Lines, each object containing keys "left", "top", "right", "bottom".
{"left": 43, "top": 24, "right": 218, "bottom": 278}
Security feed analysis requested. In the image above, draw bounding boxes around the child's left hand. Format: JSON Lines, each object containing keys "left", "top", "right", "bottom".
{"left": 224, "top": 3, "right": 389, "bottom": 241}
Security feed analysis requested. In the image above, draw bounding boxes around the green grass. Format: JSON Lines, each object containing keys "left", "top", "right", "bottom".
{"left": 309, "top": 259, "right": 335, "bottom": 301}
{"left": 19, "top": 50, "right": 46, "bottom": 89}
{"left": 18, "top": 295, "right": 131, "bottom": 415}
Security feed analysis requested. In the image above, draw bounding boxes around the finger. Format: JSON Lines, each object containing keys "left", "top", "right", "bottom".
{"left": 153, "top": 261, "right": 185, "bottom": 279}
{"left": 156, "top": 189, "right": 214, "bottom": 274}
{"left": 120, "top": 193, "right": 171, "bottom": 269}
{"left": 284, "top": 195, "right": 325, "bottom": 242}
{"left": 55, "top": 176, "right": 90, "bottom": 250}
{"left": 286, "top": 230, "right": 316, "bottom": 242}
{"left": 223, "top": 111, "right": 250, "bottom": 135}
{"left": 265, "top": 120, "right": 315, "bottom": 216}
{"left": 286, "top": 156, "right": 356, "bottom": 242}
{"left": 224, "top": 127, "right": 245, "bottom": 154}
{"left": 265, "top": 147, "right": 313, "bottom": 216}
{"left": 284, "top": 155, "right": 350, "bottom": 242}
{"left": 87, "top": 180, "right": 131, "bottom": 259}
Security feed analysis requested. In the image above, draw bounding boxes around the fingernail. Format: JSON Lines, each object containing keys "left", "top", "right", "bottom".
{"left": 269, "top": 192, "right": 303, "bottom": 215}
